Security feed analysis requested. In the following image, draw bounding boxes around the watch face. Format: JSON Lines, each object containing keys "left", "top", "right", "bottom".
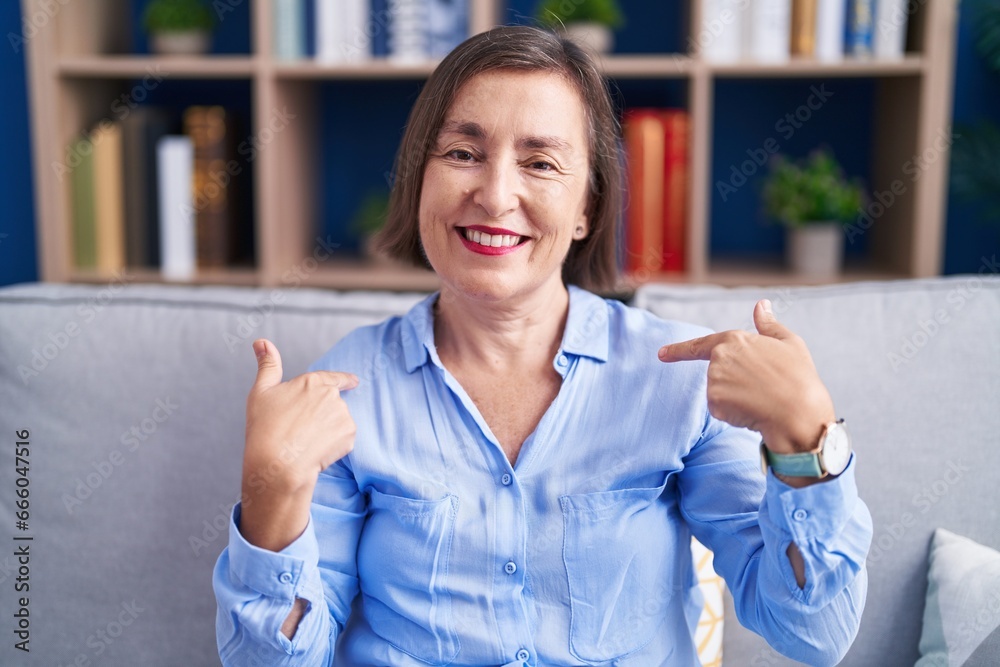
{"left": 821, "top": 422, "right": 851, "bottom": 475}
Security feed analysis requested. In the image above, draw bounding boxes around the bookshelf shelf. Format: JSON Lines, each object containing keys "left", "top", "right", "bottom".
{"left": 58, "top": 56, "right": 257, "bottom": 78}
{"left": 703, "top": 259, "right": 908, "bottom": 287}
{"left": 271, "top": 60, "right": 441, "bottom": 80}
{"left": 597, "top": 55, "right": 694, "bottom": 78}
{"left": 22, "top": 0, "right": 959, "bottom": 291}
{"left": 709, "top": 55, "right": 925, "bottom": 78}
{"left": 303, "top": 262, "right": 441, "bottom": 291}
{"left": 70, "top": 267, "right": 260, "bottom": 287}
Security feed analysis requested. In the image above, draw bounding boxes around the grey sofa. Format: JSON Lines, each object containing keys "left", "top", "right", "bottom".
{"left": 0, "top": 275, "right": 997, "bottom": 666}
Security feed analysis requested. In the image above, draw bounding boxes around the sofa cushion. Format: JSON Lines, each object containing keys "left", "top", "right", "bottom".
{"left": 634, "top": 275, "right": 1000, "bottom": 666}
{"left": 916, "top": 529, "right": 1000, "bottom": 667}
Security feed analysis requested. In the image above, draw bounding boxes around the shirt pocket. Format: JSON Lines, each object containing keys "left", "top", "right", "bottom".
{"left": 358, "top": 488, "right": 460, "bottom": 665}
{"left": 559, "top": 483, "right": 676, "bottom": 663}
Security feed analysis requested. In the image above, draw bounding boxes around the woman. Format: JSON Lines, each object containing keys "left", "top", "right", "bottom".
{"left": 214, "top": 26, "right": 872, "bottom": 667}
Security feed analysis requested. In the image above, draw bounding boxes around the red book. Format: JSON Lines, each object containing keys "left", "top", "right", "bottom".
{"left": 661, "top": 110, "right": 688, "bottom": 273}
{"left": 622, "top": 109, "right": 665, "bottom": 276}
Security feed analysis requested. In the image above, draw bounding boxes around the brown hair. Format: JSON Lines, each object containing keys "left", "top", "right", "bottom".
{"left": 374, "top": 25, "right": 622, "bottom": 292}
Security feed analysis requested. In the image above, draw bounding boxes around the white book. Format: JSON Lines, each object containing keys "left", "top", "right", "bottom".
{"left": 273, "top": 0, "right": 305, "bottom": 60}
{"left": 744, "top": 0, "right": 791, "bottom": 63}
{"left": 156, "top": 136, "right": 196, "bottom": 281}
{"left": 815, "top": 0, "right": 847, "bottom": 61}
{"left": 316, "top": 0, "right": 370, "bottom": 63}
{"left": 698, "top": 0, "right": 744, "bottom": 62}
{"left": 874, "top": 0, "right": 908, "bottom": 59}
{"left": 389, "top": 0, "right": 428, "bottom": 63}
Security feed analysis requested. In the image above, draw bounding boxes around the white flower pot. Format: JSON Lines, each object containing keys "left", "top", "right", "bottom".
{"left": 787, "top": 222, "right": 843, "bottom": 279}
{"left": 150, "top": 31, "right": 212, "bottom": 56}
{"left": 562, "top": 23, "right": 614, "bottom": 54}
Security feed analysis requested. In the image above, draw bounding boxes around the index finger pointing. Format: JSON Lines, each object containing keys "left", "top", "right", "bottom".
{"left": 657, "top": 333, "right": 725, "bottom": 362}
{"left": 309, "top": 370, "right": 360, "bottom": 391}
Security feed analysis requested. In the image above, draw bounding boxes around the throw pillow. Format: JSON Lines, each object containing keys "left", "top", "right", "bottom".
{"left": 693, "top": 537, "right": 725, "bottom": 667}
{"left": 915, "top": 528, "right": 1000, "bottom": 666}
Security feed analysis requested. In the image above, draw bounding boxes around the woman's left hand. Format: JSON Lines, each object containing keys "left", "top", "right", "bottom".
{"left": 657, "top": 299, "right": 835, "bottom": 455}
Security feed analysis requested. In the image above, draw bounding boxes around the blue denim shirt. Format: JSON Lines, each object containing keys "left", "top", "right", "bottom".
{"left": 213, "top": 285, "right": 872, "bottom": 667}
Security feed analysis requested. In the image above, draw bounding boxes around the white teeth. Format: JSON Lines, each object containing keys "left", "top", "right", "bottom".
{"left": 463, "top": 229, "right": 523, "bottom": 248}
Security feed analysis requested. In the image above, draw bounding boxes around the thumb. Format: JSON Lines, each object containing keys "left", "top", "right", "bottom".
{"left": 252, "top": 339, "right": 283, "bottom": 390}
{"left": 753, "top": 299, "right": 793, "bottom": 340}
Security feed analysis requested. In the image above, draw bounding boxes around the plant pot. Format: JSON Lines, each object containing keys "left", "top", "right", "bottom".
{"left": 150, "top": 30, "right": 212, "bottom": 56}
{"left": 562, "top": 23, "right": 614, "bottom": 54}
{"left": 786, "top": 222, "right": 844, "bottom": 278}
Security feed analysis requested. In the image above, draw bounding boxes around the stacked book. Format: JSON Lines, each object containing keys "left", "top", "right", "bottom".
{"left": 272, "top": 0, "right": 469, "bottom": 63}
{"left": 698, "top": 0, "right": 909, "bottom": 63}
{"left": 66, "top": 106, "right": 252, "bottom": 280}
{"left": 622, "top": 109, "right": 690, "bottom": 277}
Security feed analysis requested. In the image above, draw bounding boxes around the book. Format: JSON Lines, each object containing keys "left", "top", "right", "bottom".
{"left": 91, "top": 122, "right": 126, "bottom": 273}
{"left": 69, "top": 134, "right": 96, "bottom": 270}
{"left": 790, "top": 0, "right": 817, "bottom": 57}
{"left": 874, "top": 0, "right": 908, "bottom": 59}
{"left": 156, "top": 135, "right": 196, "bottom": 280}
{"left": 744, "top": 0, "right": 791, "bottom": 62}
{"left": 814, "top": 0, "right": 847, "bottom": 61}
{"left": 846, "top": 0, "right": 874, "bottom": 57}
{"left": 273, "top": 0, "right": 305, "bottom": 61}
{"left": 661, "top": 111, "right": 689, "bottom": 273}
{"left": 698, "top": 0, "right": 744, "bottom": 62}
{"left": 623, "top": 110, "right": 666, "bottom": 276}
{"left": 389, "top": 0, "right": 427, "bottom": 62}
{"left": 315, "top": 0, "right": 370, "bottom": 63}
{"left": 427, "top": 0, "right": 469, "bottom": 58}
{"left": 371, "top": 0, "right": 391, "bottom": 57}
{"left": 121, "top": 106, "right": 172, "bottom": 268}
{"left": 183, "top": 106, "right": 244, "bottom": 269}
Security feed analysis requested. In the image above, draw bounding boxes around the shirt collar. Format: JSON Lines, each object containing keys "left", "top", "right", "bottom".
{"left": 401, "top": 284, "right": 610, "bottom": 374}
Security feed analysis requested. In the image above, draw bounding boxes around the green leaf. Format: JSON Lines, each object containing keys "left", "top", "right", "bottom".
{"left": 761, "top": 148, "right": 866, "bottom": 227}
{"left": 142, "top": 0, "right": 215, "bottom": 33}
{"left": 536, "top": 0, "right": 625, "bottom": 29}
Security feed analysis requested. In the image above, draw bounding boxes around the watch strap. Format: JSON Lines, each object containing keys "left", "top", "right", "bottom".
{"left": 763, "top": 447, "right": 824, "bottom": 477}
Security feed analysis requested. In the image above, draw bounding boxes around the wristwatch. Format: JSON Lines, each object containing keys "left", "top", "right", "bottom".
{"left": 760, "top": 419, "right": 852, "bottom": 478}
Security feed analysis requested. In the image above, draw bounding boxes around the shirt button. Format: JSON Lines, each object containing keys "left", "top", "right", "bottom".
{"left": 278, "top": 572, "right": 293, "bottom": 584}
{"left": 504, "top": 560, "right": 517, "bottom": 575}
{"left": 516, "top": 648, "right": 530, "bottom": 661}
{"left": 501, "top": 473, "right": 512, "bottom": 486}
{"left": 556, "top": 353, "right": 569, "bottom": 367}
{"left": 792, "top": 508, "right": 809, "bottom": 522}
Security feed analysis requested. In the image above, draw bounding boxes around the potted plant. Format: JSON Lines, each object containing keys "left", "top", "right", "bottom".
{"left": 762, "top": 149, "right": 865, "bottom": 278}
{"left": 350, "top": 190, "right": 391, "bottom": 263}
{"left": 536, "top": 0, "right": 625, "bottom": 54}
{"left": 142, "top": 0, "right": 215, "bottom": 56}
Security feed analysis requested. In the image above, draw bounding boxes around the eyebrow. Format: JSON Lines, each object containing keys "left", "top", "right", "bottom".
{"left": 438, "top": 120, "right": 574, "bottom": 153}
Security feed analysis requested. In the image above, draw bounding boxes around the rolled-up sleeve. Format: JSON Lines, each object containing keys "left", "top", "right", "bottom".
{"left": 212, "top": 459, "right": 366, "bottom": 666}
{"left": 679, "top": 414, "right": 873, "bottom": 667}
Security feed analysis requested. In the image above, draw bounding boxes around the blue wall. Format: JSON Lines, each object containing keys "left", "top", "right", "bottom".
{"left": 1, "top": 2, "right": 995, "bottom": 286}
{"left": 943, "top": 6, "right": 1000, "bottom": 273}
{"left": 0, "top": 1, "right": 38, "bottom": 287}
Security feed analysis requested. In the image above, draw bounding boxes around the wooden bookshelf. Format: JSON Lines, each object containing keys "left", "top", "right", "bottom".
{"left": 57, "top": 56, "right": 257, "bottom": 78}
{"left": 22, "top": 0, "right": 959, "bottom": 290}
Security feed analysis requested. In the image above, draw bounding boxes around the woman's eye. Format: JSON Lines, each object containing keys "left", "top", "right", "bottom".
{"left": 447, "top": 149, "right": 475, "bottom": 162}
{"left": 530, "top": 160, "right": 555, "bottom": 171}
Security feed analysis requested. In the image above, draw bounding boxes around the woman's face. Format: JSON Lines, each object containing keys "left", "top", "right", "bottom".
{"left": 418, "top": 69, "right": 591, "bottom": 303}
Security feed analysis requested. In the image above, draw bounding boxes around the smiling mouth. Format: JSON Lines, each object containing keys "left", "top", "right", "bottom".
{"left": 458, "top": 227, "right": 529, "bottom": 248}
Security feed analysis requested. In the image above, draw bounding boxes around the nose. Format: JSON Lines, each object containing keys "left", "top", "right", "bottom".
{"left": 472, "top": 159, "right": 520, "bottom": 219}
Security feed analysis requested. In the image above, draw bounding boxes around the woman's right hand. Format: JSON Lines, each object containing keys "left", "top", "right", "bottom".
{"left": 239, "top": 338, "right": 359, "bottom": 551}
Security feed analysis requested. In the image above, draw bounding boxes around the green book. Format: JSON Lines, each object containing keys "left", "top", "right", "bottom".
{"left": 70, "top": 134, "right": 96, "bottom": 270}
